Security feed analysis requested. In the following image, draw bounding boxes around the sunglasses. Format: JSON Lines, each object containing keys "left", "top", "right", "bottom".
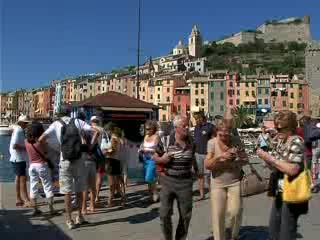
{"left": 276, "top": 127, "right": 289, "bottom": 133}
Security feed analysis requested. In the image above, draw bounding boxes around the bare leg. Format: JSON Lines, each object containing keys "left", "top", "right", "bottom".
{"left": 198, "top": 175, "right": 205, "bottom": 200}
{"left": 95, "top": 174, "right": 103, "bottom": 202}
{"left": 89, "top": 176, "right": 96, "bottom": 212}
{"left": 76, "top": 192, "right": 83, "bottom": 218}
{"left": 82, "top": 191, "right": 88, "bottom": 215}
{"left": 108, "top": 175, "right": 114, "bottom": 207}
{"left": 20, "top": 176, "right": 30, "bottom": 205}
{"left": 64, "top": 193, "right": 73, "bottom": 222}
{"left": 15, "top": 176, "right": 23, "bottom": 204}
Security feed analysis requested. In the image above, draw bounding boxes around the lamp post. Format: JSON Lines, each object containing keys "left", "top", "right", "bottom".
{"left": 136, "top": 0, "right": 141, "bottom": 100}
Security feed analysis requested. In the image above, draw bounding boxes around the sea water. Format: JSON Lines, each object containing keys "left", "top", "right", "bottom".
{"left": 0, "top": 136, "right": 15, "bottom": 182}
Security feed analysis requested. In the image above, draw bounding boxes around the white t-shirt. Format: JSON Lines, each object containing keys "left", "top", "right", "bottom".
{"left": 9, "top": 125, "right": 28, "bottom": 162}
{"left": 43, "top": 116, "right": 93, "bottom": 160}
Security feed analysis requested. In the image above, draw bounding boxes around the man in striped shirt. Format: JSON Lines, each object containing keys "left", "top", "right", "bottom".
{"left": 153, "top": 115, "right": 198, "bottom": 240}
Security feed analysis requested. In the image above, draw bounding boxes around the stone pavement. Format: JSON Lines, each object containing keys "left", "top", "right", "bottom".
{"left": 1, "top": 181, "right": 320, "bottom": 240}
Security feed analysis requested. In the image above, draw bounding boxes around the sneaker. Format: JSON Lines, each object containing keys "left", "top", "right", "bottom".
{"left": 66, "top": 220, "right": 75, "bottom": 230}
{"left": 75, "top": 215, "right": 88, "bottom": 225}
{"left": 31, "top": 209, "right": 42, "bottom": 217}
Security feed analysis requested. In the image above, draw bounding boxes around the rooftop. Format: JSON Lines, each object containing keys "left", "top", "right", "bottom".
{"left": 74, "top": 91, "right": 158, "bottom": 109}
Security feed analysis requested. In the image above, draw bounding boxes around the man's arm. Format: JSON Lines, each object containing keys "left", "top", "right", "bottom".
{"left": 38, "top": 122, "right": 57, "bottom": 144}
{"left": 12, "top": 129, "right": 26, "bottom": 151}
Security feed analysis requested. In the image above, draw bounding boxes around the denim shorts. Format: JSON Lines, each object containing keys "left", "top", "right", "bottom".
{"left": 195, "top": 153, "right": 210, "bottom": 176}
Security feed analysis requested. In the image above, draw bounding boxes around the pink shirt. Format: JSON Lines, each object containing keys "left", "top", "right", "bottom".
{"left": 25, "top": 141, "right": 46, "bottom": 164}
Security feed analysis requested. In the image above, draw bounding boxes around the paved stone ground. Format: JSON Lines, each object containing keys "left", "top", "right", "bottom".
{"left": 1, "top": 180, "right": 320, "bottom": 240}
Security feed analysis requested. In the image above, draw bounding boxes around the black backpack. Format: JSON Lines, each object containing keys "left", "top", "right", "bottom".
{"left": 60, "top": 118, "right": 82, "bottom": 161}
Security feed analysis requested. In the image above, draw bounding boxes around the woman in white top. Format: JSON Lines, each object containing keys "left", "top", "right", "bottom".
{"left": 139, "top": 120, "right": 160, "bottom": 203}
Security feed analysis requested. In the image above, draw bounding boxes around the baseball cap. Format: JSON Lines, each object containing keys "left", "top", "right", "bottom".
{"left": 17, "top": 115, "right": 31, "bottom": 123}
{"left": 90, "top": 116, "right": 100, "bottom": 122}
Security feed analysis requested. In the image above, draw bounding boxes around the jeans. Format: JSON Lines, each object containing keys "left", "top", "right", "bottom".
{"left": 160, "top": 175, "right": 193, "bottom": 240}
{"left": 269, "top": 195, "right": 302, "bottom": 240}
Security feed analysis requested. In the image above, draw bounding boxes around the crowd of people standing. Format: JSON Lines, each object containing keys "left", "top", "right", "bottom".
{"left": 8, "top": 106, "right": 319, "bottom": 240}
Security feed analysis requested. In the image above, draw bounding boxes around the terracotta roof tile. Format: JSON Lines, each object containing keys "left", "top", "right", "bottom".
{"left": 74, "top": 91, "right": 158, "bottom": 109}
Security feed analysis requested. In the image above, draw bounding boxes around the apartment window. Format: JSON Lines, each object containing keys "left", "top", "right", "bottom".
{"left": 258, "top": 88, "right": 262, "bottom": 95}
{"left": 252, "top": 91, "right": 255, "bottom": 97}
{"left": 166, "top": 97, "right": 170, "bottom": 102}
{"left": 102, "top": 87, "right": 105, "bottom": 92}
{"left": 143, "top": 87, "right": 145, "bottom": 92}
{"left": 272, "top": 83, "right": 276, "bottom": 88}
{"left": 281, "top": 91, "right": 287, "bottom": 97}
{"left": 237, "top": 90, "right": 240, "bottom": 96}
{"left": 177, "top": 96, "right": 181, "bottom": 102}
{"left": 220, "top": 92, "right": 224, "bottom": 100}
{"left": 299, "top": 85, "right": 302, "bottom": 90}
{"left": 167, "top": 80, "right": 170, "bottom": 84}
{"left": 150, "top": 94, "right": 153, "bottom": 100}
{"left": 178, "top": 105, "right": 181, "bottom": 112}
{"left": 195, "top": 99, "right": 199, "bottom": 107}
{"left": 195, "top": 90, "right": 199, "bottom": 95}
{"left": 211, "top": 106, "right": 214, "bottom": 112}
{"left": 201, "top": 83, "right": 204, "bottom": 87}
{"left": 282, "top": 83, "right": 286, "bottom": 88}
{"left": 283, "top": 101, "right": 287, "bottom": 107}
{"left": 220, "top": 82, "right": 224, "bottom": 87}
{"left": 167, "top": 88, "right": 170, "bottom": 93}
{"left": 157, "top": 94, "right": 160, "bottom": 99}
{"left": 265, "top": 88, "right": 269, "bottom": 95}
{"left": 290, "top": 93, "right": 294, "bottom": 99}
{"left": 201, "top": 89, "right": 204, "bottom": 94}
{"left": 290, "top": 103, "right": 293, "bottom": 108}
{"left": 229, "top": 81, "right": 233, "bottom": 87}
{"left": 258, "top": 99, "right": 262, "bottom": 105}
{"left": 201, "top": 99, "right": 205, "bottom": 106}
{"left": 273, "top": 101, "right": 276, "bottom": 107}
{"left": 162, "top": 106, "right": 167, "bottom": 110}
{"left": 245, "top": 91, "right": 249, "bottom": 96}
{"left": 237, "top": 82, "right": 240, "bottom": 87}
{"left": 229, "top": 99, "right": 233, "bottom": 105}
{"left": 290, "top": 84, "right": 293, "bottom": 88}
{"left": 211, "top": 92, "right": 214, "bottom": 100}
{"left": 196, "top": 83, "right": 199, "bottom": 88}
{"left": 251, "top": 82, "right": 255, "bottom": 87}
{"left": 142, "top": 96, "right": 145, "bottom": 100}
{"left": 264, "top": 99, "right": 269, "bottom": 105}
{"left": 299, "top": 92, "right": 303, "bottom": 98}
{"left": 197, "top": 62, "right": 201, "bottom": 66}
{"left": 162, "top": 114, "right": 166, "bottom": 121}
{"left": 245, "top": 82, "right": 249, "bottom": 87}
{"left": 220, "top": 105, "right": 224, "bottom": 112}
{"left": 158, "top": 87, "right": 160, "bottom": 91}
{"left": 236, "top": 99, "right": 240, "bottom": 105}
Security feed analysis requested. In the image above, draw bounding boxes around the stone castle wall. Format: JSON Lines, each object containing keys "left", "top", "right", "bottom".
{"left": 257, "top": 20, "right": 311, "bottom": 43}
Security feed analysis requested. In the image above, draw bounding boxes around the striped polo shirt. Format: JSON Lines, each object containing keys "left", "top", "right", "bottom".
{"left": 164, "top": 141, "right": 194, "bottom": 178}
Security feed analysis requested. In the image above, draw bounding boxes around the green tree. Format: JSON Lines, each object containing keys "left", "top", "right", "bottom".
{"left": 232, "top": 105, "right": 255, "bottom": 128}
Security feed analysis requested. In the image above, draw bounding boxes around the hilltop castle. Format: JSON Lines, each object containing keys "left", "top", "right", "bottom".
{"left": 217, "top": 15, "right": 312, "bottom": 46}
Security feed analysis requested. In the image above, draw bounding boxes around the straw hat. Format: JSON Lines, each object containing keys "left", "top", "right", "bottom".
{"left": 17, "top": 115, "right": 31, "bottom": 123}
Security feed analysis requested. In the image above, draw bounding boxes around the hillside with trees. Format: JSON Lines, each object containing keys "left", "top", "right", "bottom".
{"left": 202, "top": 40, "right": 306, "bottom": 75}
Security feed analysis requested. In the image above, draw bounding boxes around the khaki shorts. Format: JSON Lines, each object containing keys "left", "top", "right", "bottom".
{"left": 59, "top": 155, "right": 86, "bottom": 194}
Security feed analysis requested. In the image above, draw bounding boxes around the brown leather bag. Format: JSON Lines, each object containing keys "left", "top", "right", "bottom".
{"left": 241, "top": 163, "right": 268, "bottom": 197}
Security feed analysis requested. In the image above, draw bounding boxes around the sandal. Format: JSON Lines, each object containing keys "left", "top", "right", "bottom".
{"left": 16, "top": 201, "right": 24, "bottom": 207}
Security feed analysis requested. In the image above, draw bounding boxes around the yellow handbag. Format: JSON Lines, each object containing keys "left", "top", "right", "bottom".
{"left": 282, "top": 168, "right": 312, "bottom": 204}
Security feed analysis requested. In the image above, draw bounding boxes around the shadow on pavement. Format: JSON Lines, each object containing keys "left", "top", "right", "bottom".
{"left": 0, "top": 209, "right": 71, "bottom": 240}
{"left": 239, "top": 226, "right": 269, "bottom": 240}
{"left": 82, "top": 207, "right": 159, "bottom": 227}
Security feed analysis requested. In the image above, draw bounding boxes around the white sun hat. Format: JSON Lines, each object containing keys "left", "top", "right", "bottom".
{"left": 17, "top": 115, "right": 31, "bottom": 123}
{"left": 90, "top": 116, "right": 100, "bottom": 122}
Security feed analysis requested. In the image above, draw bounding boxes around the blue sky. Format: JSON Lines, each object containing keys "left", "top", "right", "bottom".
{"left": 1, "top": 0, "right": 319, "bottom": 91}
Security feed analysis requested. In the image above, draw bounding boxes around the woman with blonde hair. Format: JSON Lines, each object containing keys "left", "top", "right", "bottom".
{"left": 257, "top": 110, "right": 307, "bottom": 240}
{"left": 205, "top": 108, "right": 248, "bottom": 240}
{"left": 139, "top": 120, "right": 160, "bottom": 202}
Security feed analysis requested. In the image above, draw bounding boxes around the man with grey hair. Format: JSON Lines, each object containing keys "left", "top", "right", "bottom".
{"left": 153, "top": 115, "right": 198, "bottom": 240}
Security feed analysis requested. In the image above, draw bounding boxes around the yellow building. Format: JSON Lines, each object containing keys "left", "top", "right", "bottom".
{"left": 190, "top": 76, "right": 209, "bottom": 115}
{"left": 239, "top": 75, "right": 257, "bottom": 115}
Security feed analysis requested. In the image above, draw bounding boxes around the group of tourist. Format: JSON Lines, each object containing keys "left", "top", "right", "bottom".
{"left": 9, "top": 106, "right": 318, "bottom": 240}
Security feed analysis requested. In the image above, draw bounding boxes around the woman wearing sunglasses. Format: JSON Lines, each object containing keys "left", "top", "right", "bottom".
{"left": 139, "top": 120, "right": 160, "bottom": 203}
{"left": 257, "top": 110, "right": 307, "bottom": 240}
